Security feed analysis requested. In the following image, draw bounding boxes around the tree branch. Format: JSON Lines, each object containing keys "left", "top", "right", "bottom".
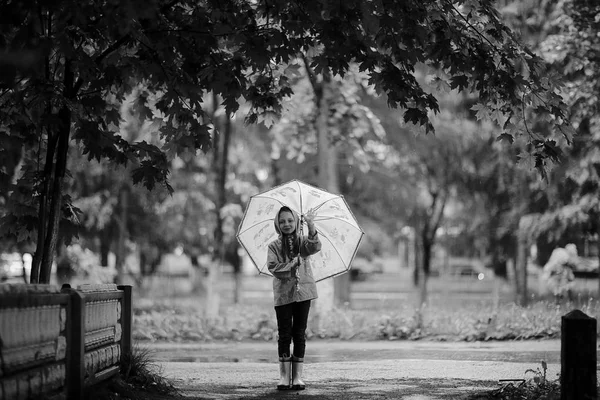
{"left": 73, "top": 34, "right": 132, "bottom": 95}
{"left": 134, "top": 38, "right": 197, "bottom": 117}
{"left": 301, "top": 53, "right": 321, "bottom": 98}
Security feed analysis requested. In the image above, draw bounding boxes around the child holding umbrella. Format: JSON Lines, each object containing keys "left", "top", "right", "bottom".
{"left": 267, "top": 206, "right": 321, "bottom": 390}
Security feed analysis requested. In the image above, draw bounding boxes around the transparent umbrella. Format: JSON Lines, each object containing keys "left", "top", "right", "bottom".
{"left": 236, "top": 179, "right": 364, "bottom": 282}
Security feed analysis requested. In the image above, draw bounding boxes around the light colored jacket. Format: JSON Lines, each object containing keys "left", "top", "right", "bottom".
{"left": 267, "top": 209, "right": 321, "bottom": 306}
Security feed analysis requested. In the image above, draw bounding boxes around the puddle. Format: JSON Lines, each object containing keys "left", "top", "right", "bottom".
{"left": 170, "top": 356, "right": 272, "bottom": 363}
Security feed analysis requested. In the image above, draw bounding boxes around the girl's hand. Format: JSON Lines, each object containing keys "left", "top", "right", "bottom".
{"left": 305, "top": 208, "right": 317, "bottom": 239}
{"left": 304, "top": 208, "right": 317, "bottom": 229}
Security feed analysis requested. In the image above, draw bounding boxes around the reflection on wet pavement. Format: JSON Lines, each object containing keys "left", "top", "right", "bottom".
{"left": 151, "top": 341, "right": 562, "bottom": 364}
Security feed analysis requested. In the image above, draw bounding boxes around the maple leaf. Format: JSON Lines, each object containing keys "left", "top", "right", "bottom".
{"left": 496, "top": 133, "right": 514, "bottom": 144}
{"left": 471, "top": 103, "right": 490, "bottom": 121}
{"left": 450, "top": 75, "right": 470, "bottom": 91}
{"left": 403, "top": 108, "right": 427, "bottom": 126}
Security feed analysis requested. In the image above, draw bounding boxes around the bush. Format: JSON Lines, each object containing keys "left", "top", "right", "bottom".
{"left": 132, "top": 297, "right": 600, "bottom": 343}
{"left": 85, "top": 343, "right": 179, "bottom": 400}
{"left": 120, "top": 344, "right": 177, "bottom": 394}
{"left": 470, "top": 362, "right": 561, "bottom": 400}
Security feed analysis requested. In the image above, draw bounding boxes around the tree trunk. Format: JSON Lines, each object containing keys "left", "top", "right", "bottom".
{"left": 233, "top": 272, "right": 241, "bottom": 304}
{"left": 30, "top": 130, "right": 57, "bottom": 283}
{"left": 271, "top": 157, "right": 281, "bottom": 186}
{"left": 422, "top": 234, "right": 432, "bottom": 277}
{"left": 415, "top": 228, "right": 427, "bottom": 310}
{"left": 39, "top": 105, "right": 72, "bottom": 283}
{"left": 330, "top": 147, "right": 351, "bottom": 307}
{"left": 418, "top": 226, "right": 430, "bottom": 306}
{"left": 515, "top": 218, "right": 529, "bottom": 306}
{"left": 100, "top": 232, "right": 111, "bottom": 267}
{"left": 206, "top": 96, "right": 232, "bottom": 319}
{"left": 114, "top": 187, "right": 129, "bottom": 284}
{"left": 33, "top": 52, "right": 77, "bottom": 284}
{"left": 597, "top": 224, "right": 600, "bottom": 297}
{"left": 30, "top": 12, "right": 54, "bottom": 284}
{"left": 315, "top": 74, "right": 335, "bottom": 315}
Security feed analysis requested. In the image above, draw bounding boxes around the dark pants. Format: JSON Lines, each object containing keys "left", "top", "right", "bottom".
{"left": 274, "top": 300, "right": 311, "bottom": 358}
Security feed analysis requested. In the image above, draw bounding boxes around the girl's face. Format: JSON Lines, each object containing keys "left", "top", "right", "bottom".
{"left": 278, "top": 211, "right": 296, "bottom": 234}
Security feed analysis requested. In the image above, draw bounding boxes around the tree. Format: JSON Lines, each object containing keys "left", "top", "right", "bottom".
{"left": 499, "top": 0, "right": 600, "bottom": 294}
{"left": 0, "top": 0, "right": 573, "bottom": 283}
{"left": 392, "top": 108, "right": 490, "bottom": 303}
{"left": 269, "top": 61, "right": 390, "bottom": 309}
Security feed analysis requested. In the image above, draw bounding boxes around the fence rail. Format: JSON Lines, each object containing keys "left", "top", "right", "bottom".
{"left": 0, "top": 283, "right": 132, "bottom": 400}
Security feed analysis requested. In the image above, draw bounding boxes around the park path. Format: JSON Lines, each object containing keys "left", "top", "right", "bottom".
{"left": 150, "top": 340, "right": 569, "bottom": 399}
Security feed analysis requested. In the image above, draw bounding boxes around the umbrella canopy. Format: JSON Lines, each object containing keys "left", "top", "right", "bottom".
{"left": 236, "top": 179, "right": 364, "bottom": 282}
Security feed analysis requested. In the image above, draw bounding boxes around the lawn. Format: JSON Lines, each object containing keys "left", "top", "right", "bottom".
{"left": 130, "top": 268, "right": 600, "bottom": 343}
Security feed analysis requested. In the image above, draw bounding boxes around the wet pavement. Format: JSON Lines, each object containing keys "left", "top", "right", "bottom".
{"left": 148, "top": 340, "right": 578, "bottom": 399}
{"left": 147, "top": 338, "right": 563, "bottom": 364}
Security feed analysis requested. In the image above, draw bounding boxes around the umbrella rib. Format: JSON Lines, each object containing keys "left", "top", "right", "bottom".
{"left": 312, "top": 196, "right": 342, "bottom": 213}
{"left": 314, "top": 216, "right": 363, "bottom": 231}
{"left": 249, "top": 195, "right": 301, "bottom": 214}
{"left": 297, "top": 180, "right": 304, "bottom": 236}
{"left": 317, "top": 231, "right": 350, "bottom": 269}
{"left": 237, "top": 218, "right": 278, "bottom": 236}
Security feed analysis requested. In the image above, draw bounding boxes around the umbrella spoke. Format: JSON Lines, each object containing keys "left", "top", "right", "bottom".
{"left": 316, "top": 232, "right": 350, "bottom": 269}
{"left": 310, "top": 197, "right": 340, "bottom": 213}
{"left": 314, "top": 216, "right": 361, "bottom": 230}
{"left": 237, "top": 218, "right": 276, "bottom": 235}
{"left": 247, "top": 195, "right": 300, "bottom": 214}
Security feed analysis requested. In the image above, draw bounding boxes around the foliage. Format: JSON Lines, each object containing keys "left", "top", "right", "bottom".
{"left": 0, "top": 0, "right": 576, "bottom": 283}
{"left": 476, "top": 361, "right": 561, "bottom": 400}
{"left": 131, "top": 297, "right": 599, "bottom": 343}
{"left": 369, "top": 84, "right": 498, "bottom": 279}
{"left": 498, "top": 0, "right": 600, "bottom": 251}
{"left": 61, "top": 243, "right": 117, "bottom": 284}
{"left": 65, "top": 92, "right": 174, "bottom": 272}
{"left": 270, "top": 64, "right": 384, "bottom": 165}
{"left": 121, "top": 344, "right": 178, "bottom": 395}
{"left": 85, "top": 344, "right": 179, "bottom": 400}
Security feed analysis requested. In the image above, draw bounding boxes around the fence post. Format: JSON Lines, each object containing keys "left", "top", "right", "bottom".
{"left": 117, "top": 285, "right": 133, "bottom": 360}
{"left": 561, "top": 309, "right": 597, "bottom": 400}
{"left": 62, "top": 285, "right": 85, "bottom": 400}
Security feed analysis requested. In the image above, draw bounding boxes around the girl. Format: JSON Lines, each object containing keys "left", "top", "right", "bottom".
{"left": 267, "top": 206, "right": 321, "bottom": 390}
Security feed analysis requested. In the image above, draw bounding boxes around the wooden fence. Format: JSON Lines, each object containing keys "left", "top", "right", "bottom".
{"left": 0, "top": 283, "right": 132, "bottom": 400}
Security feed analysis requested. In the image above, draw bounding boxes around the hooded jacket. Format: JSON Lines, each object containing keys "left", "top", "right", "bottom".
{"left": 267, "top": 207, "right": 321, "bottom": 306}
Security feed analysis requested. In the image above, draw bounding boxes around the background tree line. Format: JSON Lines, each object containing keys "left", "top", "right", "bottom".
{"left": 0, "top": 0, "right": 597, "bottom": 310}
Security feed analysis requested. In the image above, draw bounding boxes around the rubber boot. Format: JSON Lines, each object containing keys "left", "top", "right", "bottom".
{"left": 291, "top": 356, "right": 305, "bottom": 390}
{"left": 277, "top": 355, "right": 292, "bottom": 390}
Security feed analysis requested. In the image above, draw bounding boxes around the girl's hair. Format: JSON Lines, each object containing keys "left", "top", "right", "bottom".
{"left": 278, "top": 206, "right": 299, "bottom": 259}
{"left": 279, "top": 206, "right": 293, "bottom": 216}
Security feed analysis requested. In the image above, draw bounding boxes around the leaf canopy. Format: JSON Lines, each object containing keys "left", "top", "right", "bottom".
{"left": 0, "top": 0, "right": 575, "bottom": 249}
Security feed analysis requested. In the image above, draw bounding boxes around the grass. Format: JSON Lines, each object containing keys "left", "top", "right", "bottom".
{"left": 131, "top": 296, "right": 600, "bottom": 343}
{"left": 120, "top": 344, "right": 178, "bottom": 394}
{"left": 85, "top": 344, "right": 180, "bottom": 400}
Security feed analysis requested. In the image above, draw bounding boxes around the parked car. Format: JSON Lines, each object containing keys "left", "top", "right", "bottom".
{"left": 445, "top": 257, "right": 491, "bottom": 281}
{"left": 350, "top": 257, "right": 384, "bottom": 281}
{"left": 572, "top": 256, "right": 599, "bottom": 279}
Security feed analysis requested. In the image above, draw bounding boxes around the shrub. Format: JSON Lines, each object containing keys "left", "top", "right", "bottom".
{"left": 132, "top": 297, "right": 600, "bottom": 343}
{"left": 121, "top": 344, "right": 178, "bottom": 395}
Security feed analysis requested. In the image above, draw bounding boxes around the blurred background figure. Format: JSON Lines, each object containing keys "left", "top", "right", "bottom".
{"left": 541, "top": 244, "right": 578, "bottom": 302}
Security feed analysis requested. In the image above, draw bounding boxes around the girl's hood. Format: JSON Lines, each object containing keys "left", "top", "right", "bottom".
{"left": 274, "top": 207, "right": 300, "bottom": 236}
